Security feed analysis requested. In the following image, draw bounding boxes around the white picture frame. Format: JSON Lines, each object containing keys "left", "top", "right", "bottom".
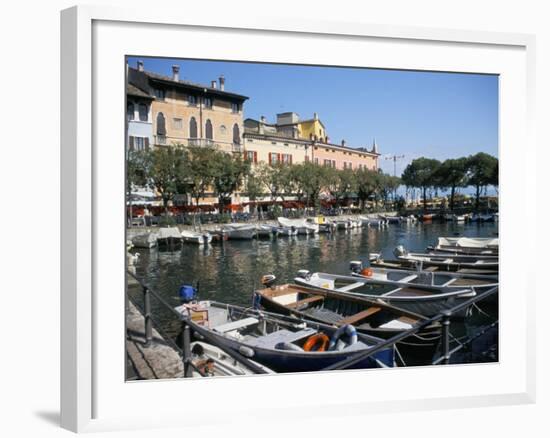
{"left": 61, "top": 5, "right": 536, "bottom": 433}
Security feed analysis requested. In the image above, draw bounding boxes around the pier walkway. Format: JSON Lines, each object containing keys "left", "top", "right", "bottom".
{"left": 126, "top": 276, "right": 184, "bottom": 380}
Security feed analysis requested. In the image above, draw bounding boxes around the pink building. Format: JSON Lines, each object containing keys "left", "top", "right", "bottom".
{"left": 310, "top": 139, "right": 379, "bottom": 171}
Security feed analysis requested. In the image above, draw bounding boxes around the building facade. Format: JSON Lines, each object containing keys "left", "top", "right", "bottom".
{"left": 127, "top": 60, "right": 248, "bottom": 154}
{"left": 244, "top": 112, "right": 379, "bottom": 170}
{"left": 126, "top": 83, "right": 154, "bottom": 151}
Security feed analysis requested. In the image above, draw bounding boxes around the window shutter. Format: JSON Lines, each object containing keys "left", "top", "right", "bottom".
{"left": 268, "top": 153, "right": 272, "bottom": 165}
{"left": 290, "top": 155, "right": 293, "bottom": 165}
{"left": 129, "top": 136, "right": 134, "bottom": 150}
{"left": 145, "top": 137, "right": 149, "bottom": 150}
{"left": 277, "top": 153, "right": 281, "bottom": 163}
{"left": 254, "top": 151, "right": 257, "bottom": 163}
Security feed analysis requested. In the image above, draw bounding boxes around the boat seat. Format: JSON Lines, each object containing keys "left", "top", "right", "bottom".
{"left": 287, "top": 295, "right": 324, "bottom": 309}
{"left": 247, "top": 328, "right": 316, "bottom": 349}
{"left": 338, "top": 282, "right": 365, "bottom": 292}
{"left": 339, "top": 307, "right": 382, "bottom": 325}
{"left": 213, "top": 317, "right": 259, "bottom": 334}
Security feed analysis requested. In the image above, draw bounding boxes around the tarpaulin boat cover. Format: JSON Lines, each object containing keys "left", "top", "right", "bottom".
{"left": 437, "top": 237, "right": 499, "bottom": 248}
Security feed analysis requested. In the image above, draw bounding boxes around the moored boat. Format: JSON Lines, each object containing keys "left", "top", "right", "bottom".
{"left": 156, "top": 227, "right": 183, "bottom": 249}
{"left": 181, "top": 230, "right": 213, "bottom": 245}
{"left": 255, "top": 224, "right": 277, "bottom": 238}
{"left": 428, "top": 237, "right": 499, "bottom": 255}
{"left": 256, "top": 283, "right": 441, "bottom": 364}
{"left": 131, "top": 231, "right": 158, "bottom": 248}
{"left": 222, "top": 224, "right": 257, "bottom": 240}
{"left": 294, "top": 269, "right": 478, "bottom": 317}
{"left": 175, "top": 300, "right": 395, "bottom": 372}
{"left": 278, "top": 217, "right": 318, "bottom": 235}
{"left": 188, "top": 341, "right": 275, "bottom": 377}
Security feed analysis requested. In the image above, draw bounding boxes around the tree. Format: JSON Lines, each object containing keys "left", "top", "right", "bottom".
{"left": 244, "top": 170, "right": 266, "bottom": 217}
{"left": 256, "top": 162, "right": 284, "bottom": 202}
{"left": 127, "top": 149, "right": 152, "bottom": 225}
{"left": 292, "top": 162, "right": 329, "bottom": 213}
{"left": 325, "top": 168, "right": 357, "bottom": 207}
{"left": 466, "top": 152, "right": 498, "bottom": 212}
{"left": 377, "top": 173, "right": 401, "bottom": 207}
{"left": 182, "top": 145, "right": 217, "bottom": 208}
{"left": 148, "top": 146, "right": 186, "bottom": 216}
{"left": 211, "top": 151, "right": 251, "bottom": 211}
{"left": 401, "top": 157, "right": 441, "bottom": 212}
{"left": 436, "top": 158, "right": 468, "bottom": 211}
{"left": 355, "top": 167, "right": 379, "bottom": 211}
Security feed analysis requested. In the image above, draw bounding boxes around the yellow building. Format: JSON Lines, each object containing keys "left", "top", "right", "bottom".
{"left": 128, "top": 60, "right": 248, "bottom": 154}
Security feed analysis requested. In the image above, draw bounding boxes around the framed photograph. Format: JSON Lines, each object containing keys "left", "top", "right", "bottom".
{"left": 61, "top": 5, "right": 536, "bottom": 433}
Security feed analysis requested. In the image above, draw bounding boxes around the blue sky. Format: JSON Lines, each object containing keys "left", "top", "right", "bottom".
{"left": 128, "top": 57, "right": 498, "bottom": 179}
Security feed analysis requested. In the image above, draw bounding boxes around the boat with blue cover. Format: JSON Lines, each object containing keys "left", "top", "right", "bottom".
{"left": 256, "top": 282, "right": 442, "bottom": 364}
{"left": 174, "top": 300, "right": 395, "bottom": 372}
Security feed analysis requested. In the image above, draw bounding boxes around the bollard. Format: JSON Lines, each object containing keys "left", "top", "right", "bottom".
{"left": 182, "top": 322, "right": 193, "bottom": 378}
{"left": 441, "top": 310, "right": 452, "bottom": 364}
{"left": 143, "top": 286, "right": 153, "bottom": 348}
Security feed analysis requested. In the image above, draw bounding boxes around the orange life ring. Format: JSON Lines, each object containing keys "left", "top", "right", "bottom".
{"left": 360, "top": 268, "right": 373, "bottom": 277}
{"left": 303, "top": 333, "right": 330, "bottom": 352}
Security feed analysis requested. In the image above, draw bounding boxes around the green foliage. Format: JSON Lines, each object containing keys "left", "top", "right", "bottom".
{"left": 211, "top": 151, "right": 251, "bottom": 210}
{"left": 466, "top": 152, "right": 498, "bottom": 211}
{"left": 435, "top": 158, "right": 468, "bottom": 211}
{"left": 291, "top": 162, "right": 329, "bottom": 211}
{"left": 325, "top": 167, "right": 357, "bottom": 204}
{"left": 148, "top": 146, "right": 186, "bottom": 214}
{"left": 355, "top": 167, "right": 379, "bottom": 210}
{"left": 182, "top": 145, "right": 217, "bottom": 206}
{"left": 401, "top": 157, "right": 441, "bottom": 211}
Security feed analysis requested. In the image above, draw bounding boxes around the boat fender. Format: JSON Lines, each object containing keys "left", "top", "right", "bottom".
{"left": 303, "top": 333, "right": 330, "bottom": 352}
{"left": 179, "top": 285, "right": 197, "bottom": 303}
{"left": 238, "top": 345, "right": 255, "bottom": 358}
{"left": 275, "top": 342, "right": 304, "bottom": 352}
{"left": 360, "top": 268, "right": 373, "bottom": 277}
{"left": 329, "top": 325, "right": 358, "bottom": 351}
{"left": 251, "top": 292, "right": 262, "bottom": 310}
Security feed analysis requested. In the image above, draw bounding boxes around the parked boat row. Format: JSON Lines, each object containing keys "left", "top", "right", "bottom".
{"left": 169, "top": 232, "right": 498, "bottom": 375}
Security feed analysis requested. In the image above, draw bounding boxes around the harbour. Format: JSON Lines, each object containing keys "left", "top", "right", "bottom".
{"left": 127, "top": 217, "right": 499, "bottom": 378}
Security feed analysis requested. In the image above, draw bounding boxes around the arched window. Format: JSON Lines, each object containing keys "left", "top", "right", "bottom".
{"left": 189, "top": 117, "right": 198, "bottom": 138}
{"left": 156, "top": 112, "right": 166, "bottom": 135}
{"left": 127, "top": 102, "right": 134, "bottom": 120}
{"left": 232, "top": 123, "right": 240, "bottom": 144}
{"left": 205, "top": 119, "right": 213, "bottom": 140}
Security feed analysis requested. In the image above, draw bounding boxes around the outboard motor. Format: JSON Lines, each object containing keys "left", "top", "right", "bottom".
{"left": 296, "top": 269, "right": 311, "bottom": 280}
{"left": 179, "top": 284, "right": 197, "bottom": 303}
{"left": 261, "top": 274, "right": 277, "bottom": 288}
{"left": 368, "top": 252, "right": 381, "bottom": 262}
{"left": 393, "top": 245, "right": 408, "bottom": 258}
{"left": 349, "top": 261, "right": 363, "bottom": 274}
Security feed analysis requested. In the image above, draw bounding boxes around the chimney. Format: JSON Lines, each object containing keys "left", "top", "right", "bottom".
{"left": 219, "top": 75, "right": 225, "bottom": 91}
{"left": 260, "top": 116, "right": 266, "bottom": 123}
{"left": 313, "top": 112, "right": 319, "bottom": 120}
{"left": 137, "top": 60, "right": 144, "bottom": 72}
{"left": 172, "top": 65, "right": 180, "bottom": 81}
{"left": 211, "top": 80, "right": 217, "bottom": 89}
{"left": 341, "top": 139, "right": 346, "bottom": 147}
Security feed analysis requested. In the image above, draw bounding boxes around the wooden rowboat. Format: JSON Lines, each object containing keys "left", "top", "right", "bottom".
{"left": 256, "top": 284, "right": 442, "bottom": 364}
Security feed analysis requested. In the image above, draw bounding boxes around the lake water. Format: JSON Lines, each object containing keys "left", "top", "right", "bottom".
{"left": 129, "top": 220, "right": 499, "bottom": 366}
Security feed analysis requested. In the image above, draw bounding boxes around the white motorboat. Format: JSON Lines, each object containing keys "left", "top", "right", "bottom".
{"left": 255, "top": 224, "right": 277, "bottom": 238}
{"left": 181, "top": 230, "right": 213, "bottom": 245}
{"left": 131, "top": 232, "right": 158, "bottom": 248}
{"left": 188, "top": 341, "right": 274, "bottom": 377}
{"left": 278, "top": 217, "right": 318, "bottom": 235}
{"left": 222, "top": 223, "right": 257, "bottom": 240}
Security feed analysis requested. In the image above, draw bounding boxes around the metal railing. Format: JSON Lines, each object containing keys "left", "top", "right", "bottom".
{"left": 321, "top": 286, "right": 499, "bottom": 371}
{"left": 126, "top": 270, "right": 269, "bottom": 377}
{"left": 127, "top": 270, "right": 498, "bottom": 375}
